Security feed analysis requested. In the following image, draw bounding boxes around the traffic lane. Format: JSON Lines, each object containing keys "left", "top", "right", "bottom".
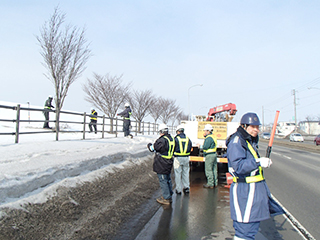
{"left": 135, "top": 165, "right": 303, "bottom": 240}
{"left": 261, "top": 138, "right": 318, "bottom": 147}
{"left": 260, "top": 142, "right": 320, "bottom": 239}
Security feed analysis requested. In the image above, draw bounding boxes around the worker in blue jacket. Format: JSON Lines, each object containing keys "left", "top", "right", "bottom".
{"left": 226, "top": 112, "right": 284, "bottom": 240}
{"left": 117, "top": 102, "right": 132, "bottom": 138}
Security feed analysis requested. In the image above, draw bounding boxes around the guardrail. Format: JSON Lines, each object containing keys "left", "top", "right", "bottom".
{"left": 0, "top": 104, "right": 158, "bottom": 143}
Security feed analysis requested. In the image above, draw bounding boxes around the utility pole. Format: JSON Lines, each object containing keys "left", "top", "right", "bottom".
{"left": 292, "top": 89, "right": 297, "bottom": 129}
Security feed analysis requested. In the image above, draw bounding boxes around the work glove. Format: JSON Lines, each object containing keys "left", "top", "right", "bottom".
{"left": 147, "top": 143, "right": 155, "bottom": 152}
{"left": 257, "top": 157, "right": 272, "bottom": 168}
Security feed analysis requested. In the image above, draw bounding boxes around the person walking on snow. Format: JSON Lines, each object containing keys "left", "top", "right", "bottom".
{"left": 89, "top": 108, "right": 98, "bottom": 134}
{"left": 226, "top": 112, "right": 284, "bottom": 240}
{"left": 117, "top": 102, "right": 133, "bottom": 138}
{"left": 173, "top": 125, "right": 192, "bottom": 195}
{"left": 43, "top": 95, "right": 54, "bottom": 129}
{"left": 147, "top": 124, "right": 175, "bottom": 205}
{"left": 200, "top": 124, "right": 218, "bottom": 188}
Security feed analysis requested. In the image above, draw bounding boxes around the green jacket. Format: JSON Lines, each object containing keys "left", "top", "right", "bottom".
{"left": 203, "top": 133, "right": 217, "bottom": 156}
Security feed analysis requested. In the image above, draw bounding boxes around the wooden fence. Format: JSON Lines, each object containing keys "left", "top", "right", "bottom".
{"left": 0, "top": 104, "right": 158, "bottom": 143}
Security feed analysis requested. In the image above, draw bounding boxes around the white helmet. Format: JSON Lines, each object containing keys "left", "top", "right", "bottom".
{"left": 159, "top": 124, "right": 169, "bottom": 134}
{"left": 204, "top": 124, "right": 213, "bottom": 132}
{"left": 91, "top": 107, "right": 95, "bottom": 111}
{"left": 48, "top": 95, "right": 53, "bottom": 99}
{"left": 125, "top": 102, "right": 130, "bottom": 107}
{"left": 176, "top": 125, "right": 184, "bottom": 133}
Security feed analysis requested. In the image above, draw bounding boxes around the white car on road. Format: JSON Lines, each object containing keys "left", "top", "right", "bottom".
{"left": 289, "top": 133, "right": 304, "bottom": 142}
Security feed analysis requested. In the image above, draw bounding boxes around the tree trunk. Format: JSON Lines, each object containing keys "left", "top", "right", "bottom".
{"left": 55, "top": 108, "right": 60, "bottom": 141}
{"left": 110, "top": 118, "right": 114, "bottom": 133}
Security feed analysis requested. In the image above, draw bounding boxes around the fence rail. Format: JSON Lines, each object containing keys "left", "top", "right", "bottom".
{"left": 0, "top": 104, "right": 159, "bottom": 143}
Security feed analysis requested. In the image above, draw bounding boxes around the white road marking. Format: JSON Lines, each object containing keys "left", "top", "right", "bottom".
{"left": 269, "top": 151, "right": 291, "bottom": 159}
{"left": 271, "top": 194, "right": 316, "bottom": 240}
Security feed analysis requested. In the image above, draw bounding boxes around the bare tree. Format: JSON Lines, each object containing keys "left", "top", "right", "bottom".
{"left": 149, "top": 96, "right": 164, "bottom": 124}
{"left": 170, "top": 108, "right": 182, "bottom": 129}
{"left": 126, "top": 89, "right": 155, "bottom": 132}
{"left": 159, "top": 98, "right": 179, "bottom": 124}
{"left": 83, "top": 73, "right": 131, "bottom": 132}
{"left": 37, "top": 7, "right": 91, "bottom": 138}
{"left": 176, "top": 111, "right": 188, "bottom": 124}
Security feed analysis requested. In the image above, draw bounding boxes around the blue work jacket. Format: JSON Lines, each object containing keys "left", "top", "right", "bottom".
{"left": 226, "top": 126, "right": 284, "bottom": 223}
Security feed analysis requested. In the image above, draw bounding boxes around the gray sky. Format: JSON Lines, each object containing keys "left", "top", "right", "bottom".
{"left": 1, "top": 0, "right": 320, "bottom": 124}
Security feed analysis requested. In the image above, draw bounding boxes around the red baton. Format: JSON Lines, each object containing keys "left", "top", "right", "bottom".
{"left": 266, "top": 111, "right": 280, "bottom": 158}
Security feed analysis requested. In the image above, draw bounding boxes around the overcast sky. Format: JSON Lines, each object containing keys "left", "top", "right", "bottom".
{"left": 1, "top": 0, "right": 320, "bottom": 124}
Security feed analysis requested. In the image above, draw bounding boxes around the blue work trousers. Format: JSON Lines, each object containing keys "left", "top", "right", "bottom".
{"left": 173, "top": 156, "right": 190, "bottom": 192}
{"left": 233, "top": 221, "right": 260, "bottom": 240}
{"left": 157, "top": 173, "right": 173, "bottom": 200}
{"left": 123, "top": 120, "right": 130, "bottom": 136}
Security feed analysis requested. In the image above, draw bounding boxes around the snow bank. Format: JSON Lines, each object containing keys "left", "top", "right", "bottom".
{"left": 0, "top": 101, "right": 159, "bottom": 210}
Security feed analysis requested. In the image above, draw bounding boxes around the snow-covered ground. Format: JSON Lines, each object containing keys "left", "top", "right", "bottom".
{"left": 0, "top": 101, "right": 158, "bottom": 213}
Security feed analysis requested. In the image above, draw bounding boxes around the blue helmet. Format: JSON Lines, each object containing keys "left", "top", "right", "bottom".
{"left": 240, "top": 112, "right": 261, "bottom": 126}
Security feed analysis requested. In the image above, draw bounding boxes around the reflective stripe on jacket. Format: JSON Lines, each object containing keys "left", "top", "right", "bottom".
{"left": 161, "top": 136, "right": 175, "bottom": 159}
{"left": 90, "top": 111, "right": 97, "bottom": 121}
{"left": 174, "top": 135, "right": 191, "bottom": 156}
{"left": 233, "top": 141, "right": 264, "bottom": 184}
{"left": 203, "top": 134, "right": 217, "bottom": 155}
{"left": 125, "top": 111, "right": 132, "bottom": 120}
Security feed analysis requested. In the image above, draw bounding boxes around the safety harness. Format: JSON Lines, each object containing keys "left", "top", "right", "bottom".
{"left": 174, "top": 136, "right": 190, "bottom": 156}
{"left": 233, "top": 140, "right": 265, "bottom": 184}
{"left": 203, "top": 135, "right": 217, "bottom": 154}
{"left": 161, "top": 136, "right": 175, "bottom": 159}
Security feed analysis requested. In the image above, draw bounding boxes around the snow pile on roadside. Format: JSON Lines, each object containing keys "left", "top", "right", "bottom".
{"left": 0, "top": 125, "right": 158, "bottom": 210}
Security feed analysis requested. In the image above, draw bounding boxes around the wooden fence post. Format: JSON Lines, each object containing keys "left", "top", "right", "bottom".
{"left": 135, "top": 121, "right": 137, "bottom": 136}
{"left": 83, "top": 112, "right": 86, "bottom": 139}
{"left": 142, "top": 122, "right": 144, "bottom": 135}
{"left": 115, "top": 117, "right": 118, "bottom": 138}
{"left": 55, "top": 109, "right": 59, "bottom": 141}
{"left": 102, "top": 115, "right": 105, "bottom": 138}
{"left": 102, "top": 115, "right": 106, "bottom": 138}
{"left": 15, "top": 104, "right": 20, "bottom": 143}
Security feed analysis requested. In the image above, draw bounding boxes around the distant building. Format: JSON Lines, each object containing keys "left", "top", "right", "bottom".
{"left": 276, "top": 122, "right": 296, "bottom": 137}
{"left": 299, "top": 121, "right": 320, "bottom": 135}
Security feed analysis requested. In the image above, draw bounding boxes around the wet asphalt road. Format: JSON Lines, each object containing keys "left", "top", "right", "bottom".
{"left": 261, "top": 142, "right": 320, "bottom": 239}
{"left": 135, "top": 164, "right": 304, "bottom": 240}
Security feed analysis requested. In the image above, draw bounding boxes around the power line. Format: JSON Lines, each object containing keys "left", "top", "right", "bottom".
{"left": 295, "top": 76, "right": 320, "bottom": 92}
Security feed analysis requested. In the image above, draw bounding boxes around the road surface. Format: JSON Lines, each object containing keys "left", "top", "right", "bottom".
{"left": 261, "top": 142, "right": 320, "bottom": 239}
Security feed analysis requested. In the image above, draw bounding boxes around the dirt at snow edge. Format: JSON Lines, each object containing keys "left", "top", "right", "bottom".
{"left": 0, "top": 155, "right": 160, "bottom": 240}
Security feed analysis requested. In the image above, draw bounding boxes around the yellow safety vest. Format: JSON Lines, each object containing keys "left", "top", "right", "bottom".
{"left": 161, "top": 136, "right": 175, "bottom": 159}
{"left": 90, "top": 111, "right": 97, "bottom": 121}
{"left": 174, "top": 136, "right": 190, "bottom": 156}
{"left": 233, "top": 140, "right": 265, "bottom": 183}
{"left": 203, "top": 135, "right": 217, "bottom": 154}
